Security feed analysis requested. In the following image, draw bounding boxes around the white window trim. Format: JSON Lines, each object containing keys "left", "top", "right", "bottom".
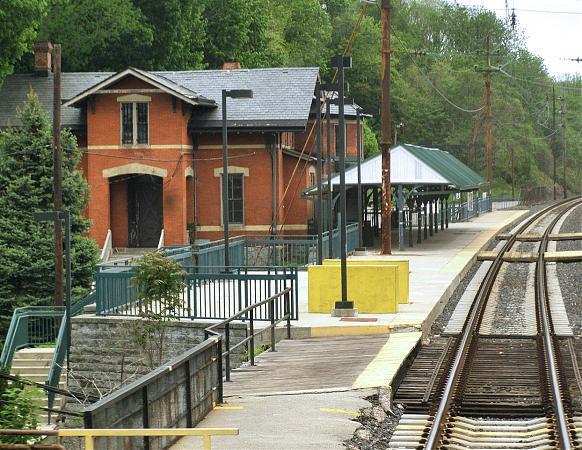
{"left": 219, "top": 173, "right": 245, "bottom": 226}
{"left": 120, "top": 101, "right": 150, "bottom": 148}
{"left": 308, "top": 166, "right": 316, "bottom": 187}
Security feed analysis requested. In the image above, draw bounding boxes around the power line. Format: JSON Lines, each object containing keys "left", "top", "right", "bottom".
{"left": 393, "top": 32, "right": 485, "bottom": 113}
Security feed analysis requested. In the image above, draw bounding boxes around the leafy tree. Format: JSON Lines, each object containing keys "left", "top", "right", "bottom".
{"left": 132, "top": 0, "right": 207, "bottom": 70}
{"left": 39, "top": 0, "right": 154, "bottom": 71}
{"left": 0, "top": 92, "right": 99, "bottom": 333}
{"left": 130, "top": 252, "right": 186, "bottom": 368}
{"left": 0, "top": 0, "right": 48, "bottom": 83}
{"left": 269, "top": 0, "right": 332, "bottom": 69}
{"left": 203, "top": 0, "right": 281, "bottom": 68}
{"left": 363, "top": 119, "right": 379, "bottom": 158}
{"left": 0, "top": 377, "right": 41, "bottom": 444}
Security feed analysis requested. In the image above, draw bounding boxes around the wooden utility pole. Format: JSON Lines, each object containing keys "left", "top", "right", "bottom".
{"left": 53, "top": 44, "right": 64, "bottom": 308}
{"left": 380, "top": 0, "right": 392, "bottom": 254}
{"left": 559, "top": 96, "right": 567, "bottom": 199}
{"left": 484, "top": 35, "right": 493, "bottom": 194}
{"left": 551, "top": 86, "right": 558, "bottom": 200}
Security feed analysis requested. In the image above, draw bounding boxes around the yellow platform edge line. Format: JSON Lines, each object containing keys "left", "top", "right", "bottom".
{"left": 320, "top": 407, "right": 360, "bottom": 416}
{"left": 310, "top": 325, "right": 391, "bottom": 338}
{"left": 352, "top": 332, "right": 421, "bottom": 389}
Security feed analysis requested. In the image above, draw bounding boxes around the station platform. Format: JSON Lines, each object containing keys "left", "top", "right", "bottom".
{"left": 292, "top": 209, "right": 529, "bottom": 337}
{"left": 171, "top": 209, "right": 528, "bottom": 450}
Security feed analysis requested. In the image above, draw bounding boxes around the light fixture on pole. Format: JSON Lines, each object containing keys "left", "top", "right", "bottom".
{"left": 33, "top": 210, "right": 72, "bottom": 368}
{"left": 394, "top": 122, "right": 405, "bottom": 145}
{"left": 221, "top": 89, "right": 253, "bottom": 270}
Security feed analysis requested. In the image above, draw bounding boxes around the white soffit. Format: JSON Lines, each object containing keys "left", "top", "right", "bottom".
{"left": 331, "top": 145, "right": 449, "bottom": 186}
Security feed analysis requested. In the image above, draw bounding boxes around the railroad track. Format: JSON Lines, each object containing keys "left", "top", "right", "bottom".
{"left": 390, "top": 198, "right": 582, "bottom": 449}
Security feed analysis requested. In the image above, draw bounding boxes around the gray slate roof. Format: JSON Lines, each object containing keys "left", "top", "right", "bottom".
{"left": 171, "top": 68, "right": 320, "bottom": 130}
{"left": 0, "top": 67, "right": 320, "bottom": 131}
{"left": 0, "top": 72, "right": 111, "bottom": 128}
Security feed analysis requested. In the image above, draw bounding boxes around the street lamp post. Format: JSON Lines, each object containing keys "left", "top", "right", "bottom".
{"left": 221, "top": 89, "right": 253, "bottom": 270}
{"left": 33, "top": 210, "right": 71, "bottom": 368}
{"left": 355, "top": 106, "right": 363, "bottom": 249}
{"left": 331, "top": 55, "right": 356, "bottom": 316}
{"left": 315, "top": 82, "right": 324, "bottom": 265}
{"left": 320, "top": 84, "right": 338, "bottom": 260}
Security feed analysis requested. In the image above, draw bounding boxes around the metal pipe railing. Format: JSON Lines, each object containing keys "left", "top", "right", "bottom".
{"left": 205, "top": 287, "right": 293, "bottom": 396}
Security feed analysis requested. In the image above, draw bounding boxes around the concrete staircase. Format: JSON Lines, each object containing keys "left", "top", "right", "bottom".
{"left": 10, "top": 348, "right": 66, "bottom": 426}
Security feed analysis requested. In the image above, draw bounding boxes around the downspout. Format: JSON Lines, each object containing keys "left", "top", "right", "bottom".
{"left": 270, "top": 132, "right": 280, "bottom": 237}
{"left": 191, "top": 132, "right": 199, "bottom": 243}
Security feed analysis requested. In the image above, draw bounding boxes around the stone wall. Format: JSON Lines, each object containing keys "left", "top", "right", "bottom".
{"left": 67, "top": 314, "right": 246, "bottom": 399}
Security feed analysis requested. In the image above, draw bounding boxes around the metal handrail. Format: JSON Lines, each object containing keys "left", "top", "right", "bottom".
{"left": 0, "top": 291, "right": 96, "bottom": 423}
{"left": 205, "top": 287, "right": 293, "bottom": 402}
{"left": 0, "top": 306, "right": 65, "bottom": 368}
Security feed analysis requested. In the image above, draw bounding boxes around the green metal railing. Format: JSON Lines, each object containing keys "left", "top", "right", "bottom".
{"left": 97, "top": 225, "right": 359, "bottom": 272}
{"left": 0, "top": 306, "right": 64, "bottom": 369}
{"left": 244, "top": 224, "right": 360, "bottom": 266}
{"left": 46, "top": 291, "right": 96, "bottom": 415}
{"left": 96, "top": 266, "right": 299, "bottom": 321}
{"left": 0, "top": 291, "right": 97, "bottom": 423}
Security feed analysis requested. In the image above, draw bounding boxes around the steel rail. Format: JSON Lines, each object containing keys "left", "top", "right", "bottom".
{"left": 424, "top": 198, "right": 581, "bottom": 449}
{"left": 535, "top": 198, "right": 582, "bottom": 449}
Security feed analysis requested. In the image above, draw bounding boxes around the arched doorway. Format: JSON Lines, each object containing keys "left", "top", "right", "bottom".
{"left": 127, "top": 174, "right": 163, "bottom": 248}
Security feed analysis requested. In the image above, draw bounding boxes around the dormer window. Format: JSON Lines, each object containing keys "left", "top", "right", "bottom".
{"left": 121, "top": 102, "right": 148, "bottom": 145}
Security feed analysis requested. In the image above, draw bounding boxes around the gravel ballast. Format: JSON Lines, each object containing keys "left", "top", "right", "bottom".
{"left": 557, "top": 203, "right": 582, "bottom": 335}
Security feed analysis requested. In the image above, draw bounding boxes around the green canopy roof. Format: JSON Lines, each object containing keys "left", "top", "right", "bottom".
{"left": 401, "top": 144, "right": 486, "bottom": 191}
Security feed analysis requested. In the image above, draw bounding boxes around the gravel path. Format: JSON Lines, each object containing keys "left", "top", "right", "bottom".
{"left": 557, "top": 203, "right": 582, "bottom": 335}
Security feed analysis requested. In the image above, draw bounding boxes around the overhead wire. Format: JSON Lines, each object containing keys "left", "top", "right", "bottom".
{"left": 393, "top": 32, "right": 485, "bottom": 113}
{"left": 274, "top": 1, "right": 370, "bottom": 234}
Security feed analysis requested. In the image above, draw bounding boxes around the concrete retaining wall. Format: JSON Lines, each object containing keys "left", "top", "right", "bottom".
{"left": 67, "top": 315, "right": 246, "bottom": 399}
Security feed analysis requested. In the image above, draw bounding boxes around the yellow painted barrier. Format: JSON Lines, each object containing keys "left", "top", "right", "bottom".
{"left": 57, "top": 428, "right": 239, "bottom": 450}
{"left": 323, "top": 259, "right": 409, "bottom": 304}
{"left": 308, "top": 264, "right": 398, "bottom": 314}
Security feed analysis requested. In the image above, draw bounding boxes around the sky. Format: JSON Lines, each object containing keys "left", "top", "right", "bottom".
{"left": 447, "top": 0, "right": 581, "bottom": 78}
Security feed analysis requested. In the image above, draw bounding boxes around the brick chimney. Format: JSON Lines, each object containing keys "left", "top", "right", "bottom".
{"left": 223, "top": 61, "right": 241, "bottom": 70}
{"left": 34, "top": 42, "right": 53, "bottom": 77}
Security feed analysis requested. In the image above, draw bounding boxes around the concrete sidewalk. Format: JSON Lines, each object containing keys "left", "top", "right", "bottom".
{"left": 171, "top": 209, "right": 529, "bottom": 450}
{"left": 170, "top": 333, "right": 420, "bottom": 450}
{"left": 292, "top": 209, "right": 529, "bottom": 337}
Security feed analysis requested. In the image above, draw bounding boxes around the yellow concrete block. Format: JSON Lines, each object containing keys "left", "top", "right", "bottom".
{"left": 308, "top": 264, "right": 398, "bottom": 314}
{"left": 323, "top": 259, "right": 409, "bottom": 304}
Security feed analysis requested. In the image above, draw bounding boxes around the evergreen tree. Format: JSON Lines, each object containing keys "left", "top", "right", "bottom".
{"left": 0, "top": 92, "right": 99, "bottom": 334}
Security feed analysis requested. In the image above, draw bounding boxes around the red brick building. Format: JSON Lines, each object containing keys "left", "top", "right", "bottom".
{"left": 0, "top": 45, "right": 363, "bottom": 249}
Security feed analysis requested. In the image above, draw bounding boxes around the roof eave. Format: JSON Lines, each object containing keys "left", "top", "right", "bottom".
{"left": 189, "top": 119, "right": 308, "bottom": 133}
{"left": 62, "top": 68, "right": 216, "bottom": 108}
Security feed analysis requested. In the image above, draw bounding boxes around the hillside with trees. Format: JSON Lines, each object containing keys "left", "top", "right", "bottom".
{"left": 1, "top": 0, "right": 580, "bottom": 197}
